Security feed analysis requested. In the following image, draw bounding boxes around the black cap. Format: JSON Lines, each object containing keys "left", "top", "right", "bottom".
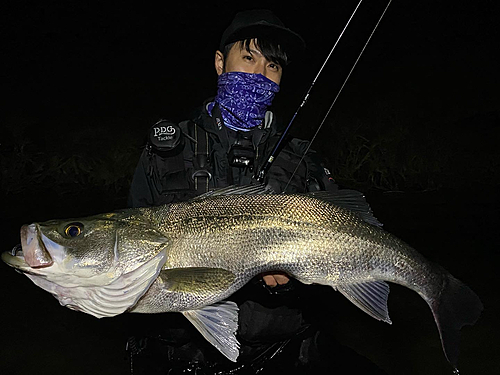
{"left": 219, "top": 9, "right": 305, "bottom": 58}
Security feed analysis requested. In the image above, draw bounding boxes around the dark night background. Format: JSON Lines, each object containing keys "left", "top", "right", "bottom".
{"left": 1, "top": 0, "right": 498, "bottom": 374}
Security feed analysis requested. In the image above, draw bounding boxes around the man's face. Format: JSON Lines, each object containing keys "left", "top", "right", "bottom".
{"left": 215, "top": 40, "right": 283, "bottom": 85}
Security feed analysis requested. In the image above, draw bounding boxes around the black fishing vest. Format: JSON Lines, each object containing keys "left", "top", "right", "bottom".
{"left": 128, "top": 105, "right": 333, "bottom": 208}
{"left": 182, "top": 105, "right": 321, "bottom": 196}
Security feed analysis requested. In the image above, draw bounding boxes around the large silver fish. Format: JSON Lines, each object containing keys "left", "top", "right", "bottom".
{"left": 2, "top": 185, "right": 482, "bottom": 371}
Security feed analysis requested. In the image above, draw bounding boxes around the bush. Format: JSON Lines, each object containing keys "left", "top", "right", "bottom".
{"left": 1, "top": 116, "right": 144, "bottom": 207}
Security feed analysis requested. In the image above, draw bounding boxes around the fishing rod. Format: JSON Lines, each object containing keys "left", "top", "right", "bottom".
{"left": 254, "top": 0, "right": 363, "bottom": 182}
{"left": 255, "top": 0, "right": 393, "bottom": 187}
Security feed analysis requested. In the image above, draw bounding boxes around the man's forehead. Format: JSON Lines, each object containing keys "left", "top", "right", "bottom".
{"left": 223, "top": 38, "right": 286, "bottom": 68}
{"left": 231, "top": 40, "right": 263, "bottom": 55}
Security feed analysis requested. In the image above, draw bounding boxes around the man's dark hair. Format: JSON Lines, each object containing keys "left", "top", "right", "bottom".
{"left": 222, "top": 38, "right": 289, "bottom": 69}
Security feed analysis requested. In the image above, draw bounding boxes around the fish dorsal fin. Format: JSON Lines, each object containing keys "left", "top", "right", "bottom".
{"left": 160, "top": 267, "right": 235, "bottom": 294}
{"left": 192, "top": 184, "right": 275, "bottom": 201}
{"left": 337, "top": 281, "right": 392, "bottom": 324}
{"left": 308, "top": 189, "right": 383, "bottom": 227}
{"left": 183, "top": 301, "right": 240, "bottom": 362}
{"left": 34, "top": 248, "right": 168, "bottom": 319}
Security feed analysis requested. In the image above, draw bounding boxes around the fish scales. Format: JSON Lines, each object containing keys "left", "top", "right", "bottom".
{"left": 131, "top": 193, "right": 442, "bottom": 304}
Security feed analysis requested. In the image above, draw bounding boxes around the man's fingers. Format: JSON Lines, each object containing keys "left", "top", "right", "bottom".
{"left": 262, "top": 273, "right": 290, "bottom": 287}
{"left": 273, "top": 274, "right": 290, "bottom": 285}
{"left": 263, "top": 274, "right": 278, "bottom": 287}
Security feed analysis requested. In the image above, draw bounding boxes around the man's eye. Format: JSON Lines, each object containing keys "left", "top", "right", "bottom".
{"left": 243, "top": 55, "right": 253, "bottom": 61}
{"left": 269, "top": 63, "right": 280, "bottom": 70}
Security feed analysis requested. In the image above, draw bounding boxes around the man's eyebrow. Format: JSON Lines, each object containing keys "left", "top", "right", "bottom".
{"left": 248, "top": 48, "right": 263, "bottom": 56}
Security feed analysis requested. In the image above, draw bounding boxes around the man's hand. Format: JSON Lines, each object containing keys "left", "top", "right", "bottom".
{"left": 262, "top": 272, "right": 290, "bottom": 287}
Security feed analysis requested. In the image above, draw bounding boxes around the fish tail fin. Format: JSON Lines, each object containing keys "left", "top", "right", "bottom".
{"left": 429, "top": 273, "right": 483, "bottom": 370}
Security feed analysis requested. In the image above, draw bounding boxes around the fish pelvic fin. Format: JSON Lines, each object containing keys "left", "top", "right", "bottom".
{"left": 337, "top": 281, "right": 392, "bottom": 324}
{"left": 183, "top": 301, "right": 240, "bottom": 362}
{"left": 429, "top": 273, "right": 483, "bottom": 370}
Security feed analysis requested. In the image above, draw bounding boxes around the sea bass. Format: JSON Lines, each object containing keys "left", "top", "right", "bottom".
{"left": 2, "top": 186, "right": 482, "bottom": 371}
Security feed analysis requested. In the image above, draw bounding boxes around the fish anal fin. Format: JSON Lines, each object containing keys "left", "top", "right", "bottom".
{"left": 183, "top": 301, "right": 240, "bottom": 362}
{"left": 160, "top": 267, "right": 235, "bottom": 295}
{"left": 337, "top": 281, "right": 392, "bottom": 324}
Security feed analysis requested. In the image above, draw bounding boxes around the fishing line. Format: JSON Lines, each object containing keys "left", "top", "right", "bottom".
{"left": 282, "top": 0, "right": 393, "bottom": 192}
{"left": 255, "top": 0, "right": 363, "bottom": 182}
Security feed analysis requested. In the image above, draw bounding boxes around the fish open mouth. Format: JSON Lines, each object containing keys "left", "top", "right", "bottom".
{"left": 2, "top": 224, "right": 56, "bottom": 271}
{"left": 11, "top": 243, "right": 23, "bottom": 257}
{"left": 1, "top": 243, "right": 30, "bottom": 270}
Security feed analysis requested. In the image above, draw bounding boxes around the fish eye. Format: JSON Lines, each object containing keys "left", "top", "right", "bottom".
{"left": 64, "top": 222, "right": 84, "bottom": 238}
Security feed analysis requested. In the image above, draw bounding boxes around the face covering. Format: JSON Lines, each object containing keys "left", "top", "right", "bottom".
{"left": 208, "top": 71, "right": 280, "bottom": 131}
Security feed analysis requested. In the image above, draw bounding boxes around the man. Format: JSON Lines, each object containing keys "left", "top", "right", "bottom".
{"left": 127, "top": 9, "right": 382, "bottom": 375}
{"left": 129, "top": 9, "right": 335, "bottom": 295}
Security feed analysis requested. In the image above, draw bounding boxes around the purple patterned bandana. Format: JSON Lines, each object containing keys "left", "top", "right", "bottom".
{"left": 208, "top": 72, "right": 280, "bottom": 131}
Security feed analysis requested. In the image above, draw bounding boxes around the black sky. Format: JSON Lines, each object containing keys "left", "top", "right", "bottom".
{"left": 2, "top": 0, "right": 498, "bottom": 128}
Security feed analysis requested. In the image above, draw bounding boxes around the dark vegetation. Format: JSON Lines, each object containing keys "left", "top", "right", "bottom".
{"left": 319, "top": 110, "right": 500, "bottom": 192}
{"left": 1, "top": 116, "right": 144, "bottom": 211}
{"left": 2, "top": 110, "right": 498, "bottom": 209}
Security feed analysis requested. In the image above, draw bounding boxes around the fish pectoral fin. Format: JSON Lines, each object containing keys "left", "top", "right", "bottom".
{"left": 337, "top": 281, "right": 392, "bottom": 324}
{"left": 160, "top": 267, "right": 235, "bottom": 295}
{"left": 183, "top": 301, "right": 240, "bottom": 362}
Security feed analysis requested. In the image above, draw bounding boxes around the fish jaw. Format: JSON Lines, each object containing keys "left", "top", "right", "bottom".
{"left": 2, "top": 221, "right": 120, "bottom": 290}
{"left": 21, "top": 224, "right": 53, "bottom": 268}
{"left": 2, "top": 224, "right": 68, "bottom": 274}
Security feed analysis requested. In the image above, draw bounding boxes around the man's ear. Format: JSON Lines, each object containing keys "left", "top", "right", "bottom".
{"left": 215, "top": 50, "right": 224, "bottom": 75}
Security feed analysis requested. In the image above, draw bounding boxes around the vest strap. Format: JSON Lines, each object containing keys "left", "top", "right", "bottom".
{"left": 192, "top": 122, "right": 211, "bottom": 194}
